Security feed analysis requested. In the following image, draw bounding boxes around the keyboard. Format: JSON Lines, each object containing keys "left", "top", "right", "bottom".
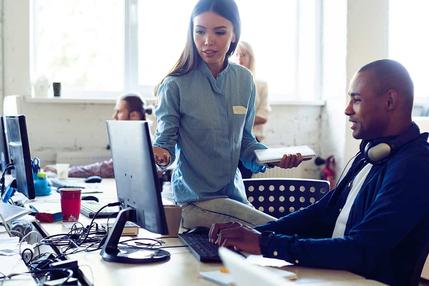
{"left": 80, "top": 201, "right": 119, "bottom": 218}
{"left": 49, "top": 178, "right": 86, "bottom": 189}
{"left": 178, "top": 232, "right": 220, "bottom": 262}
{"left": 49, "top": 178, "right": 103, "bottom": 194}
{"left": 0, "top": 203, "right": 31, "bottom": 223}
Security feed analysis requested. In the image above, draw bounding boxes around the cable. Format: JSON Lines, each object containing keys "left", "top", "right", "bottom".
{"left": 0, "top": 268, "right": 73, "bottom": 285}
{"left": 335, "top": 152, "right": 360, "bottom": 186}
{"left": 0, "top": 163, "right": 15, "bottom": 198}
{"left": 79, "top": 202, "right": 120, "bottom": 246}
{"left": 118, "top": 237, "right": 165, "bottom": 250}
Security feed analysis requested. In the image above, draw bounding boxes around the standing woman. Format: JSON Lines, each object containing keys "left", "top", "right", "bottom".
{"left": 235, "top": 41, "right": 271, "bottom": 178}
{"left": 153, "top": 0, "right": 302, "bottom": 229}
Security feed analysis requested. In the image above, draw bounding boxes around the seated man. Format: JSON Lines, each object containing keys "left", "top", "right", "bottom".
{"left": 47, "top": 94, "right": 146, "bottom": 178}
{"left": 209, "top": 59, "right": 429, "bottom": 286}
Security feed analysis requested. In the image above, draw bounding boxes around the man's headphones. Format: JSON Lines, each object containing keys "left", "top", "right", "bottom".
{"left": 360, "top": 122, "right": 420, "bottom": 165}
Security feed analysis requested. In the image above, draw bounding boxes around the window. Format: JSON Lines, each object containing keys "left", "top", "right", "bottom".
{"left": 32, "top": 0, "right": 322, "bottom": 100}
{"left": 389, "top": 0, "right": 429, "bottom": 115}
{"left": 31, "top": 0, "right": 124, "bottom": 97}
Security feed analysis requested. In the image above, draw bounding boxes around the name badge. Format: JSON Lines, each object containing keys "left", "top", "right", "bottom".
{"left": 232, "top": 105, "right": 247, "bottom": 114}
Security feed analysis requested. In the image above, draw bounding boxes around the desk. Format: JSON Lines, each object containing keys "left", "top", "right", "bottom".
{"left": 29, "top": 179, "right": 384, "bottom": 286}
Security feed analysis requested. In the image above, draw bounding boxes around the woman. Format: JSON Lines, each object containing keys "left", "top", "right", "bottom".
{"left": 153, "top": 0, "right": 302, "bottom": 229}
{"left": 235, "top": 41, "right": 271, "bottom": 142}
{"left": 235, "top": 41, "right": 271, "bottom": 178}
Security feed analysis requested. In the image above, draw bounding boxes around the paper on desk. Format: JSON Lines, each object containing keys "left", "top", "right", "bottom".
{"left": 0, "top": 236, "right": 19, "bottom": 256}
{"left": 200, "top": 265, "right": 297, "bottom": 285}
{"left": 246, "top": 254, "right": 292, "bottom": 268}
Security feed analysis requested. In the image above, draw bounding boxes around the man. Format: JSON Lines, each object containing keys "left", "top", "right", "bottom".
{"left": 209, "top": 59, "right": 429, "bottom": 286}
{"left": 48, "top": 94, "right": 146, "bottom": 178}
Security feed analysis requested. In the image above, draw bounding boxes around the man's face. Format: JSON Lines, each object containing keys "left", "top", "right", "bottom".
{"left": 345, "top": 71, "right": 389, "bottom": 140}
{"left": 113, "top": 100, "right": 130, "bottom": 120}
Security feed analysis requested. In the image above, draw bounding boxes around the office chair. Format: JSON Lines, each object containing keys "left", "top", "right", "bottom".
{"left": 243, "top": 178, "right": 329, "bottom": 218}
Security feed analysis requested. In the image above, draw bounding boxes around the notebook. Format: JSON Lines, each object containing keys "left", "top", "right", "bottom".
{"left": 254, "top": 145, "right": 316, "bottom": 164}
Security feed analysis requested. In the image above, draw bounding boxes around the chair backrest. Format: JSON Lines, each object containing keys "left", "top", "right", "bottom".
{"left": 243, "top": 178, "right": 329, "bottom": 218}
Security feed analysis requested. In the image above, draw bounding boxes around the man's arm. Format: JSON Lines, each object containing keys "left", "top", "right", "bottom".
{"left": 214, "top": 156, "right": 429, "bottom": 277}
{"left": 68, "top": 158, "right": 114, "bottom": 178}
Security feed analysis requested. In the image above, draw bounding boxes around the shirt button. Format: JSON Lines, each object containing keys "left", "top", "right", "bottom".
{"left": 273, "top": 251, "right": 278, "bottom": 257}
{"left": 339, "top": 208, "right": 342, "bottom": 212}
{"left": 295, "top": 259, "right": 299, "bottom": 264}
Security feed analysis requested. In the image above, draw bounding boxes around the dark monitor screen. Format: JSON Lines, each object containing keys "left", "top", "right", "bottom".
{"left": 107, "top": 120, "right": 168, "bottom": 234}
{"left": 4, "top": 115, "right": 35, "bottom": 199}
{"left": 0, "top": 117, "right": 10, "bottom": 172}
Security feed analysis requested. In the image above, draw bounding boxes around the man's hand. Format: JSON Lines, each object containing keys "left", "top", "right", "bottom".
{"left": 275, "top": 153, "right": 304, "bottom": 169}
{"left": 43, "top": 165, "right": 57, "bottom": 174}
{"left": 153, "top": 147, "right": 171, "bottom": 166}
{"left": 209, "top": 222, "right": 262, "bottom": 254}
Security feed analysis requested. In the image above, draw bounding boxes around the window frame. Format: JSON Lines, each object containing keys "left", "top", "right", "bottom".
{"left": 30, "top": 0, "right": 324, "bottom": 102}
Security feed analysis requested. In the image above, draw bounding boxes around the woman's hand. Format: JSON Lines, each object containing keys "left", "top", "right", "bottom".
{"left": 153, "top": 147, "right": 171, "bottom": 166}
{"left": 275, "top": 153, "right": 304, "bottom": 169}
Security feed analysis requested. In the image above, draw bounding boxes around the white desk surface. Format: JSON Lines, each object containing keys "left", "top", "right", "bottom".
{"left": 26, "top": 179, "right": 385, "bottom": 286}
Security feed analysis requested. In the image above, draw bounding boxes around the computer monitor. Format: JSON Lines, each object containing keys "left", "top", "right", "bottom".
{"left": 0, "top": 117, "right": 10, "bottom": 172}
{"left": 4, "top": 115, "right": 36, "bottom": 199}
{"left": 101, "top": 120, "right": 169, "bottom": 264}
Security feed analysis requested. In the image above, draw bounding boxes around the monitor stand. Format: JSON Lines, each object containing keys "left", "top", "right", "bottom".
{"left": 100, "top": 207, "right": 170, "bottom": 264}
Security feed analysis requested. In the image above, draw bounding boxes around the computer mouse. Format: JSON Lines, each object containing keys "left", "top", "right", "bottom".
{"left": 81, "top": 195, "right": 99, "bottom": 202}
{"left": 84, "top": 175, "right": 102, "bottom": 183}
{"left": 186, "top": 226, "right": 210, "bottom": 235}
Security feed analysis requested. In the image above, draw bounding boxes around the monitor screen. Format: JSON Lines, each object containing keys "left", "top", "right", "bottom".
{"left": 4, "top": 115, "right": 35, "bottom": 199}
{"left": 107, "top": 120, "right": 168, "bottom": 234}
{"left": 0, "top": 117, "right": 10, "bottom": 172}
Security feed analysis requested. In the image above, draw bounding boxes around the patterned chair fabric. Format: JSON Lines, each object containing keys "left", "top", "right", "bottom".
{"left": 243, "top": 178, "right": 330, "bottom": 218}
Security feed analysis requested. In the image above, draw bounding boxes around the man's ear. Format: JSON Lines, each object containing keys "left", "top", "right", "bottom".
{"left": 386, "top": 89, "right": 398, "bottom": 111}
{"left": 129, "top": 111, "right": 142, "bottom": 120}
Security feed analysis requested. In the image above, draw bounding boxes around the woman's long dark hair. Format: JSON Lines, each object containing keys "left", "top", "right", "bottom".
{"left": 154, "top": 0, "right": 241, "bottom": 94}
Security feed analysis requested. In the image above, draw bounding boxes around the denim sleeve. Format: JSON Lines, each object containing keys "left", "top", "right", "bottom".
{"left": 153, "top": 79, "right": 180, "bottom": 163}
{"left": 240, "top": 80, "right": 267, "bottom": 173}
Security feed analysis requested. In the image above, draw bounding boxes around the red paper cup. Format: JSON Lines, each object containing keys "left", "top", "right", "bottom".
{"left": 60, "top": 188, "right": 81, "bottom": 222}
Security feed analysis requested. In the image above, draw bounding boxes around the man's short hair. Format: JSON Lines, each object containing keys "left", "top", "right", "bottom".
{"left": 359, "top": 59, "right": 414, "bottom": 99}
{"left": 120, "top": 94, "right": 146, "bottom": 120}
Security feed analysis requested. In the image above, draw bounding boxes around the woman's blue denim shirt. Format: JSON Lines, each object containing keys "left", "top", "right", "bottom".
{"left": 154, "top": 61, "right": 267, "bottom": 204}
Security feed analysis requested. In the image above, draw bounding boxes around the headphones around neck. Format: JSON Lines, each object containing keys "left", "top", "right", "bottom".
{"left": 360, "top": 122, "right": 420, "bottom": 165}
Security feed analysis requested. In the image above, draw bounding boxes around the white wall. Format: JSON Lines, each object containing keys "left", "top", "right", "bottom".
{"left": 0, "top": 0, "right": 3, "bottom": 102}
{"left": 4, "top": 95, "right": 323, "bottom": 178}
{"left": 3, "top": 96, "right": 115, "bottom": 165}
{"left": 320, "top": 0, "right": 348, "bottom": 176}
{"left": 2, "top": 0, "right": 31, "bottom": 98}
{"left": 344, "top": 0, "right": 389, "bottom": 160}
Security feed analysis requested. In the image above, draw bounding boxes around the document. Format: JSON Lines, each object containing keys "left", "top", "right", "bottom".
{"left": 255, "top": 145, "right": 316, "bottom": 164}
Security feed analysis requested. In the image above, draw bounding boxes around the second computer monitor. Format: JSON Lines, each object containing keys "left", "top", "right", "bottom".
{"left": 4, "top": 115, "right": 35, "bottom": 199}
{"left": 0, "top": 117, "right": 10, "bottom": 172}
{"left": 107, "top": 120, "right": 168, "bottom": 235}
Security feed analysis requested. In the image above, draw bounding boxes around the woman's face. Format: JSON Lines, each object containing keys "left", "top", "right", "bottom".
{"left": 234, "top": 46, "right": 251, "bottom": 69}
{"left": 193, "top": 11, "right": 236, "bottom": 75}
